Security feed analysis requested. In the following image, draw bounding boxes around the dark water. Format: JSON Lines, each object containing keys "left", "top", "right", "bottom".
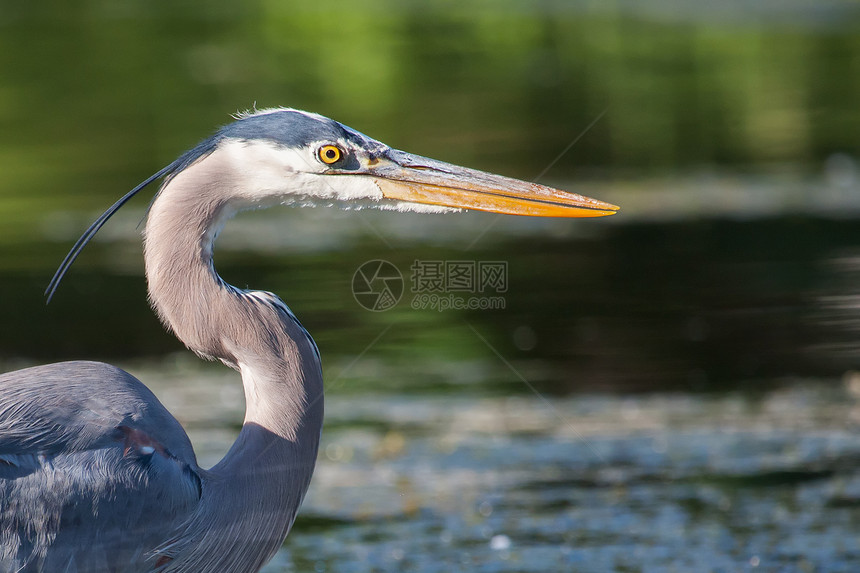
{"left": 5, "top": 214, "right": 860, "bottom": 394}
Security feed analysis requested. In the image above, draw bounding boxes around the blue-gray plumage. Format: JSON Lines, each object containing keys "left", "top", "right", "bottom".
{"left": 1, "top": 108, "right": 618, "bottom": 572}
{"left": 0, "top": 361, "right": 200, "bottom": 570}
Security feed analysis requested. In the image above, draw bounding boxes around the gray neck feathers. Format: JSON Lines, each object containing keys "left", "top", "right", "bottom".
{"left": 143, "top": 151, "right": 324, "bottom": 571}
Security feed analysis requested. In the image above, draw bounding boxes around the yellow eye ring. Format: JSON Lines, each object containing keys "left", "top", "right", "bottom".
{"left": 318, "top": 145, "right": 343, "bottom": 165}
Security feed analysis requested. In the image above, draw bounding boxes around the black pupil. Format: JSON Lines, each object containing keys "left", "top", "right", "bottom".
{"left": 326, "top": 148, "right": 338, "bottom": 160}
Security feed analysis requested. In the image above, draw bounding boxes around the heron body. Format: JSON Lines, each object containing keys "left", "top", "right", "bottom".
{"left": 0, "top": 108, "right": 617, "bottom": 572}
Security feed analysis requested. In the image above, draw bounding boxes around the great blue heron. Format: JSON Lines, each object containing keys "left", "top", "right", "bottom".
{"left": 0, "top": 108, "right": 618, "bottom": 572}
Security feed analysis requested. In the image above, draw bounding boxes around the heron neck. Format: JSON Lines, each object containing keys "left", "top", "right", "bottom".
{"left": 143, "top": 159, "right": 324, "bottom": 568}
{"left": 142, "top": 156, "right": 324, "bottom": 433}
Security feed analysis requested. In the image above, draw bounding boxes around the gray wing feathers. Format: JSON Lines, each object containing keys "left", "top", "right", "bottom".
{"left": 0, "top": 361, "right": 201, "bottom": 572}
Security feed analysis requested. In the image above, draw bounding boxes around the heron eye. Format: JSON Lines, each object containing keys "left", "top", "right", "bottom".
{"left": 318, "top": 145, "right": 343, "bottom": 165}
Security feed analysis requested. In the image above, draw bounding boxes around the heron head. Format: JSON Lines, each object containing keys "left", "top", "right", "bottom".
{"left": 45, "top": 107, "right": 619, "bottom": 302}
{"left": 210, "top": 108, "right": 619, "bottom": 217}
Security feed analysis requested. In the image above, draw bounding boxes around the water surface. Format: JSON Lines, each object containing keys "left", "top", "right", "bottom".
{"left": 137, "top": 364, "right": 860, "bottom": 572}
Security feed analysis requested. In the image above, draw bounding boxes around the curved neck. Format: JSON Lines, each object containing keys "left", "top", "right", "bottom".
{"left": 144, "top": 155, "right": 324, "bottom": 569}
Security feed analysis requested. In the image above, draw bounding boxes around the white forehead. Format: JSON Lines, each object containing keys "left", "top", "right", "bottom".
{"left": 220, "top": 138, "right": 317, "bottom": 173}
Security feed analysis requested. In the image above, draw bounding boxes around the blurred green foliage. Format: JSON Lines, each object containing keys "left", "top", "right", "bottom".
{"left": 1, "top": 1, "right": 858, "bottom": 231}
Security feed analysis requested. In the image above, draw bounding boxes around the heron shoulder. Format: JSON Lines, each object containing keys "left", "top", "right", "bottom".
{"left": 0, "top": 360, "right": 197, "bottom": 468}
{"left": 0, "top": 361, "right": 202, "bottom": 570}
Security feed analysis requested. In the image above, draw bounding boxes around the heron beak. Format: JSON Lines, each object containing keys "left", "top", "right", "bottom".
{"left": 357, "top": 149, "right": 619, "bottom": 218}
